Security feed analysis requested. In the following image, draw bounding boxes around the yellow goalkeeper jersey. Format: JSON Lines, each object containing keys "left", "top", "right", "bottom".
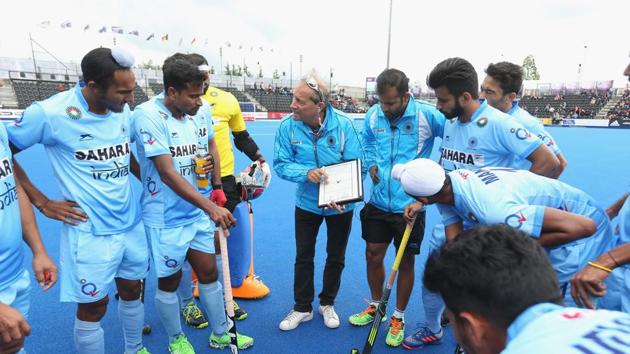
{"left": 202, "top": 86, "right": 247, "bottom": 177}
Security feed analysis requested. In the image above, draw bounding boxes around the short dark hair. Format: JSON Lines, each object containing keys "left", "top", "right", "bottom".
{"left": 162, "top": 57, "right": 204, "bottom": 92}
{"left": 427, "top": 57, "right": 479, "bottom": 99}
{"left": 81, "top": 48, "right": 130, "bottom": 89}
{"left": 485, "top": 62, "right": 523, "bottom": 95}
{"left": 376, "top": 68, "right": 409, "bottom": 96}
{"left": 188, "top": 53, "right": 208, "bottom": 66}
{"left": 424, "top": 224, "right": 562, "bottom": 328}
{"left": 162, "top": 53, "right": 191, "bottom": 69}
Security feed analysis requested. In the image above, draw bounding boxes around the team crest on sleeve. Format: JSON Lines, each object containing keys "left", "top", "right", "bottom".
{"left": 139, "top": 128, "right": 156, "bottom": 145}
{"left": 66, "top": 106, "right": 82, "bottom": 120}
{"left": 477, "top": 117, "right": 488, "bottom": 127}
{"left": 510, "top": 128, "right": 532, "bottom": 140}
{"left": 504, "top": 211, "right": 527, "bottom": 229}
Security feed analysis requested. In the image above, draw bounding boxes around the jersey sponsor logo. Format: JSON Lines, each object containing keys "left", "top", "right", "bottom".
{"left": 571, "top": 317, "right": 630, "bottom": 354}
{"left": 511, "top": 127, "right": 532, "bottom": 140}
{"left": 374, "top": 128, "right": 386, "bottom": 134}
{"left": 139, "top": 129, "right": 156, "bottom": 145}
{"left": 90, "top": 161, "right": 129, "bottom": 180}
{"left": 538, "top": 134, "right": 555, "bottom": 147}
{"left": 79, "top": 134, "right": 94, "bottom": 141}
{"left": 477, "top": 117, "right": 488, "bottom": 127}
{"left": 169, "top": 143, "right": 197, "bottom": 158}
{"left": 80, "top": 279, "right": 99, "bottom": 297}
{"left": 290, "top": 140, "right": 301, "bottom": 145}
{"left": 74, "top": 142, "right": 131, "bottom": 161}
{"left": 164, "top": 256, "right": 178, "bottom": 269}
{"left": 66, "top": 106, "right": 82, "bottom": 120}
{"left": 198, "top": 127, "right": 208, "bottom": 139}
{"left": 0, "top": 158, "right": 13, "bottom": 181}
{"left": 440, "top": 147, "right": 485, "bottom": 166}
{"left": 457, "top": 170, "right": 469, "bottom": 180}
{"left": 177, "top": 160, "right": 196, "bottom": 177}
{"left": 504, "top": 211, "right": 527, "bottom": 229}
{"left": 0, "top": 158, "right": 17, "bottom": 210}
{"left": 146, "top": 177, "right": 158, "bottom": 196}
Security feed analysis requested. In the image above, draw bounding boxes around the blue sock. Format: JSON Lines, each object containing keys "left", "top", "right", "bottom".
{"left": 155, "top": 289, "right": 183, "bottom": 341}
{"left": 198, "top": 281, "right": 227, "bottom": 336}
{"left": 118, "top": 299, "right": 144, "bottom": 353}
{"left": 74, "top": 319, "right": 104, "bottom": 354}
{"left": 177, "top": 262, "right": 194, "bottom": 306}
{"left": 423, "top": 289, "right": 445, "bottom": 333}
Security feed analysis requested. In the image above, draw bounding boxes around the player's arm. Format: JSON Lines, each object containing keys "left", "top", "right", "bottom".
{"left": 556, "top": 153, "right": 568, "bottom": 175}
{"left": 151, "top": 153, "right": 234, "bottom": 230}
{"left": 233, "top": 130, "right": 263, "bottom": 162}
{"left": 526, "top": 144, "right": 561, "bottom": 179}
{"left": 273, "top": 122, "right": 310, "bottom": 183}
{"left": 538, "top": 207, "right": 597, "bottom": 247}
{"left": 571, "top": 242, "right": 630, "bottom": 309}
{"left": 129, "top": 153, "right": 141, "bottom": 181}
{"left": 11, "top": 158, "right": 87, "bottom": 225}
{"left": 606, "top": 193, "right": 628, "bottom": 219}
{"left": 444, "top": 222, "right": 464, "bottom": 243}
{"left": 0, "top": 302, "right": 30, "bottom": 352}
{"left": 362, "top": 109, "right": 378, "bottom": 182}
{"left": 15, "top": 177, "right": 57, "bottom": 290}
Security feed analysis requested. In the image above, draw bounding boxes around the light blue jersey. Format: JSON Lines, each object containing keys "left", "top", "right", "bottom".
{"left": 504, "top": 303, "right": 630, "bottom": 354}
{"left": 438, "top": 167, "right": 613, "bottom": 283}
{"left": 132, "top": 95, "right": 206, "bottom": 228}
{"left": 155, "top": 93, "right": 215, "bottom": 197}
{"left": 508, "top": 101, "right": 562, "bottom": 170}
{"left": 363, "top": 99, "right": 445, "bottom": 213}
{"left": 6, "top": 84, "right": 141, "bottom": 235}
{"left": 0, "top": 124, "right": 24, "bottom": 291}
{"left": 274, "top": 104, "right": 364, "bottom": 215}
{"left": 439, "top": 101, "right": 543, "bottom": 172}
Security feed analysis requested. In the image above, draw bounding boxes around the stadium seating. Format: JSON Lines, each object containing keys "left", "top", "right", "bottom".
{"left": 246, "top": 89, "right": 292, "bottom": 112}
{"left": 520, "top": 93, "right": 608, "bottom": 119}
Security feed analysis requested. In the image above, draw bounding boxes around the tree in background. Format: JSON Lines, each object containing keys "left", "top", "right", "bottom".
{"left": 522, "top": 55, "right": 541, "bottom": 80}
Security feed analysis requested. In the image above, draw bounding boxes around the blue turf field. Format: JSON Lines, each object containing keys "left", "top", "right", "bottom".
{"left": 15, "top": 122, "right": 630, "bottom": 354}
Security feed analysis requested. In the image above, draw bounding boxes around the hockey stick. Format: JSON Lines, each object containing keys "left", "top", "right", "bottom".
{"left": 352, "top": 216, "right": 416, "bottom": 354}
{"left": 218, "top": 227, "right": 239, "bottom": 353}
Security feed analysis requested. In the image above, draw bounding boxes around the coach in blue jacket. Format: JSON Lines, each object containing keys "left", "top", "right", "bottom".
{"left": 274, "top": 72, "right": 364, "bottom": 332}
{"left": 348, "top": 69, "right": 446, "bottom": 347}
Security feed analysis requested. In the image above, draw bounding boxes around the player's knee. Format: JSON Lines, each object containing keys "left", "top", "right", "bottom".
{"left": 365, "top": 247, "right": 385, "bottom": 265}
{"left": 399, "top": 254, "right": 415, "bottom": 271}
{"left": 196, "top": 267, "right": 218, "bottom": 284}
{"left": 77, "top": 297, "right": 109, "bottom": 321}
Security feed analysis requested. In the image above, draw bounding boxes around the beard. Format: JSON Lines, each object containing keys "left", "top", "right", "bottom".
{"left": 441, "top": 101, "right": 464, "bottom": 119}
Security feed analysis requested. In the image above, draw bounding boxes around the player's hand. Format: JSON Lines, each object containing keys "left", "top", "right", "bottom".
{"left": 369, "top": 166, "right": 380, "bottom": 185}
{"left": 324, "top": 201, "right": 346, "bottom": 214}
{"left": 32, "top": 253, "right": 57, "bottom": 291}
{"left": 257, "top": 159, "right": 272, "bottom": 188}
{"left": 403, "top": 202, "right": 422, "bottom": 224}
{"left": 210, "top": 188, "right": 227, "bottom": 207}
{"left": 0, "top": 303, "right": 30, "bottom": 348}
{"left": 307, "top": 168, "right": 327, "bottom": 184}
{"left": 570, "top": 265, "right": 609, "bottom": 309}
{"left": 201, "top": 153, "right": 214, "bottom": 174}
{"left": 208, "top": 204, "right": 236, "bottom": 231}
{"left": 40, "top": 200, "right": 88, "bottom": 225}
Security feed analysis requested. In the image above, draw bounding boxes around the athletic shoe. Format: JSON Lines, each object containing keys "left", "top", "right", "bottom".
{"left": 385, "top": 316, "right": 405, "bottom": 347}
{"left": 402, "top": 325, "right": 443, "bottom": 349}
{"left": 234, "top": 300, "right": 248, "bottom": 321}
{"left": 279, "top": 310, "right": 313, "bottom": 331}
{"left": 181, "top": 300, "right": 208, "bottom": 329}
{"left": 454, "top": 344, "right": 466, "bottom": 354}
{"left": 169, "top": 334, "right": 194, "bottom": 354}
{"left": 135, "top": 348, "right": 150, "bottom": 354}
{"left": 318, "top": 305, "right": 340, "bottom": 329}
{"left": 209, "top": 331, "right": 254, "bottom": 350}
{"left": 348, "top": 304, "right": 385, "bottom": 326}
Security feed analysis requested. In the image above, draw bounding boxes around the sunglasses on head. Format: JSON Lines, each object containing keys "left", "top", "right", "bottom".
{"left": 306, "top": 76, "right": 323, "bottom": 103}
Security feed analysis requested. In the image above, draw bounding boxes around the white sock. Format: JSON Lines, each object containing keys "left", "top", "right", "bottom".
{"left": 370, "top": 300, "right": 379, "bottom": 308}
{"left": 118, "top": 299, "right": 144, "bottom": 353}
{"left": 74, "top": 319, "right": 104, "bottom": 354}
{"left": 423, "top": 289, "right": 445, "bottom": 333}
{"left": 155, "top": 289, "right": 183, "bottom": 341}
{"left": 198, "top": 281, "right": 227, "bottom": 336}
{"left": 177, "top": 262, "right": 194, "bottom": 306}
{"left": 393, "top": 308, "right": 405, "bottom": 321}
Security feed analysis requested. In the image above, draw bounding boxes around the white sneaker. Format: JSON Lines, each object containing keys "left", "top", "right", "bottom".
{"left": 279, "top": 309, "right": 313, "bottom": 331}
{"left": 319, "top": 305, "right": 340, "bottom": 329}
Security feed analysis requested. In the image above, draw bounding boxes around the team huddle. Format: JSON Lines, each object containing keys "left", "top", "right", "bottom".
{"left": 0, "top": 46, "right": 629, "bottom": 354}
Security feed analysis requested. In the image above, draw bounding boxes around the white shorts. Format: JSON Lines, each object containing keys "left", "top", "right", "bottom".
{"left": 146, "top": 216, "right": 215, "bottom": 278}
{"left": 0, "top": 270, "right": 31, "bottom": 319}
{"left": 59, "top": 221, "right": 149, "bottom": 303}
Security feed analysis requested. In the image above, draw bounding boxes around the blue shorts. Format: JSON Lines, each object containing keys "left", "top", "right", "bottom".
{"left": 59, "top": 221, "right": 149, "bottom": 303}
{"left": 146, "top": 216, "right": 215, "bottom": 278}
{"left": 0, "top": 270, "right": 31, "bottom": 319}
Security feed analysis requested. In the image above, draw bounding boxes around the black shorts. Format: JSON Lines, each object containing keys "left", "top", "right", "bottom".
{"left": 360, "top": 203, "right": 425, "bottom": 254}
{"left": 221, "top": 175, "right": 242, "bottom": 213}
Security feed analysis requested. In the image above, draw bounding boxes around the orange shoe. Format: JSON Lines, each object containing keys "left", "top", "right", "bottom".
{"left": 231, "top": 274, "right": 270, "bottom": 299}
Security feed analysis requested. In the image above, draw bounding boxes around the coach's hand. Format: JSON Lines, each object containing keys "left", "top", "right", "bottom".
{"left": 369, "top": 166, "right": 379, "bottom": 185}
{"left": 0, "top": 303, "right": 30, "bottom": 351}
{"left": 307, "top": 168, "right": 327, "bottom": 184}
{"left": 403, "top": 202, "right": 422, "bottom": 224}
{"left": 40, "top": 200, "right": 88, "bottom": 225}
{"left": 32, "top": 252, "right": 57, "bottom": 291}
{"left": 570, "top": 265, "right": 608, "bottom": 309}
{"left": 208, "top": 204, "right": 236, "bottom": 231}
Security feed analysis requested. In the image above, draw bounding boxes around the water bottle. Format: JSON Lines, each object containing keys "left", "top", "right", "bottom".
{"left": 195, "top": 144, "right": 209, "bottom": 189}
